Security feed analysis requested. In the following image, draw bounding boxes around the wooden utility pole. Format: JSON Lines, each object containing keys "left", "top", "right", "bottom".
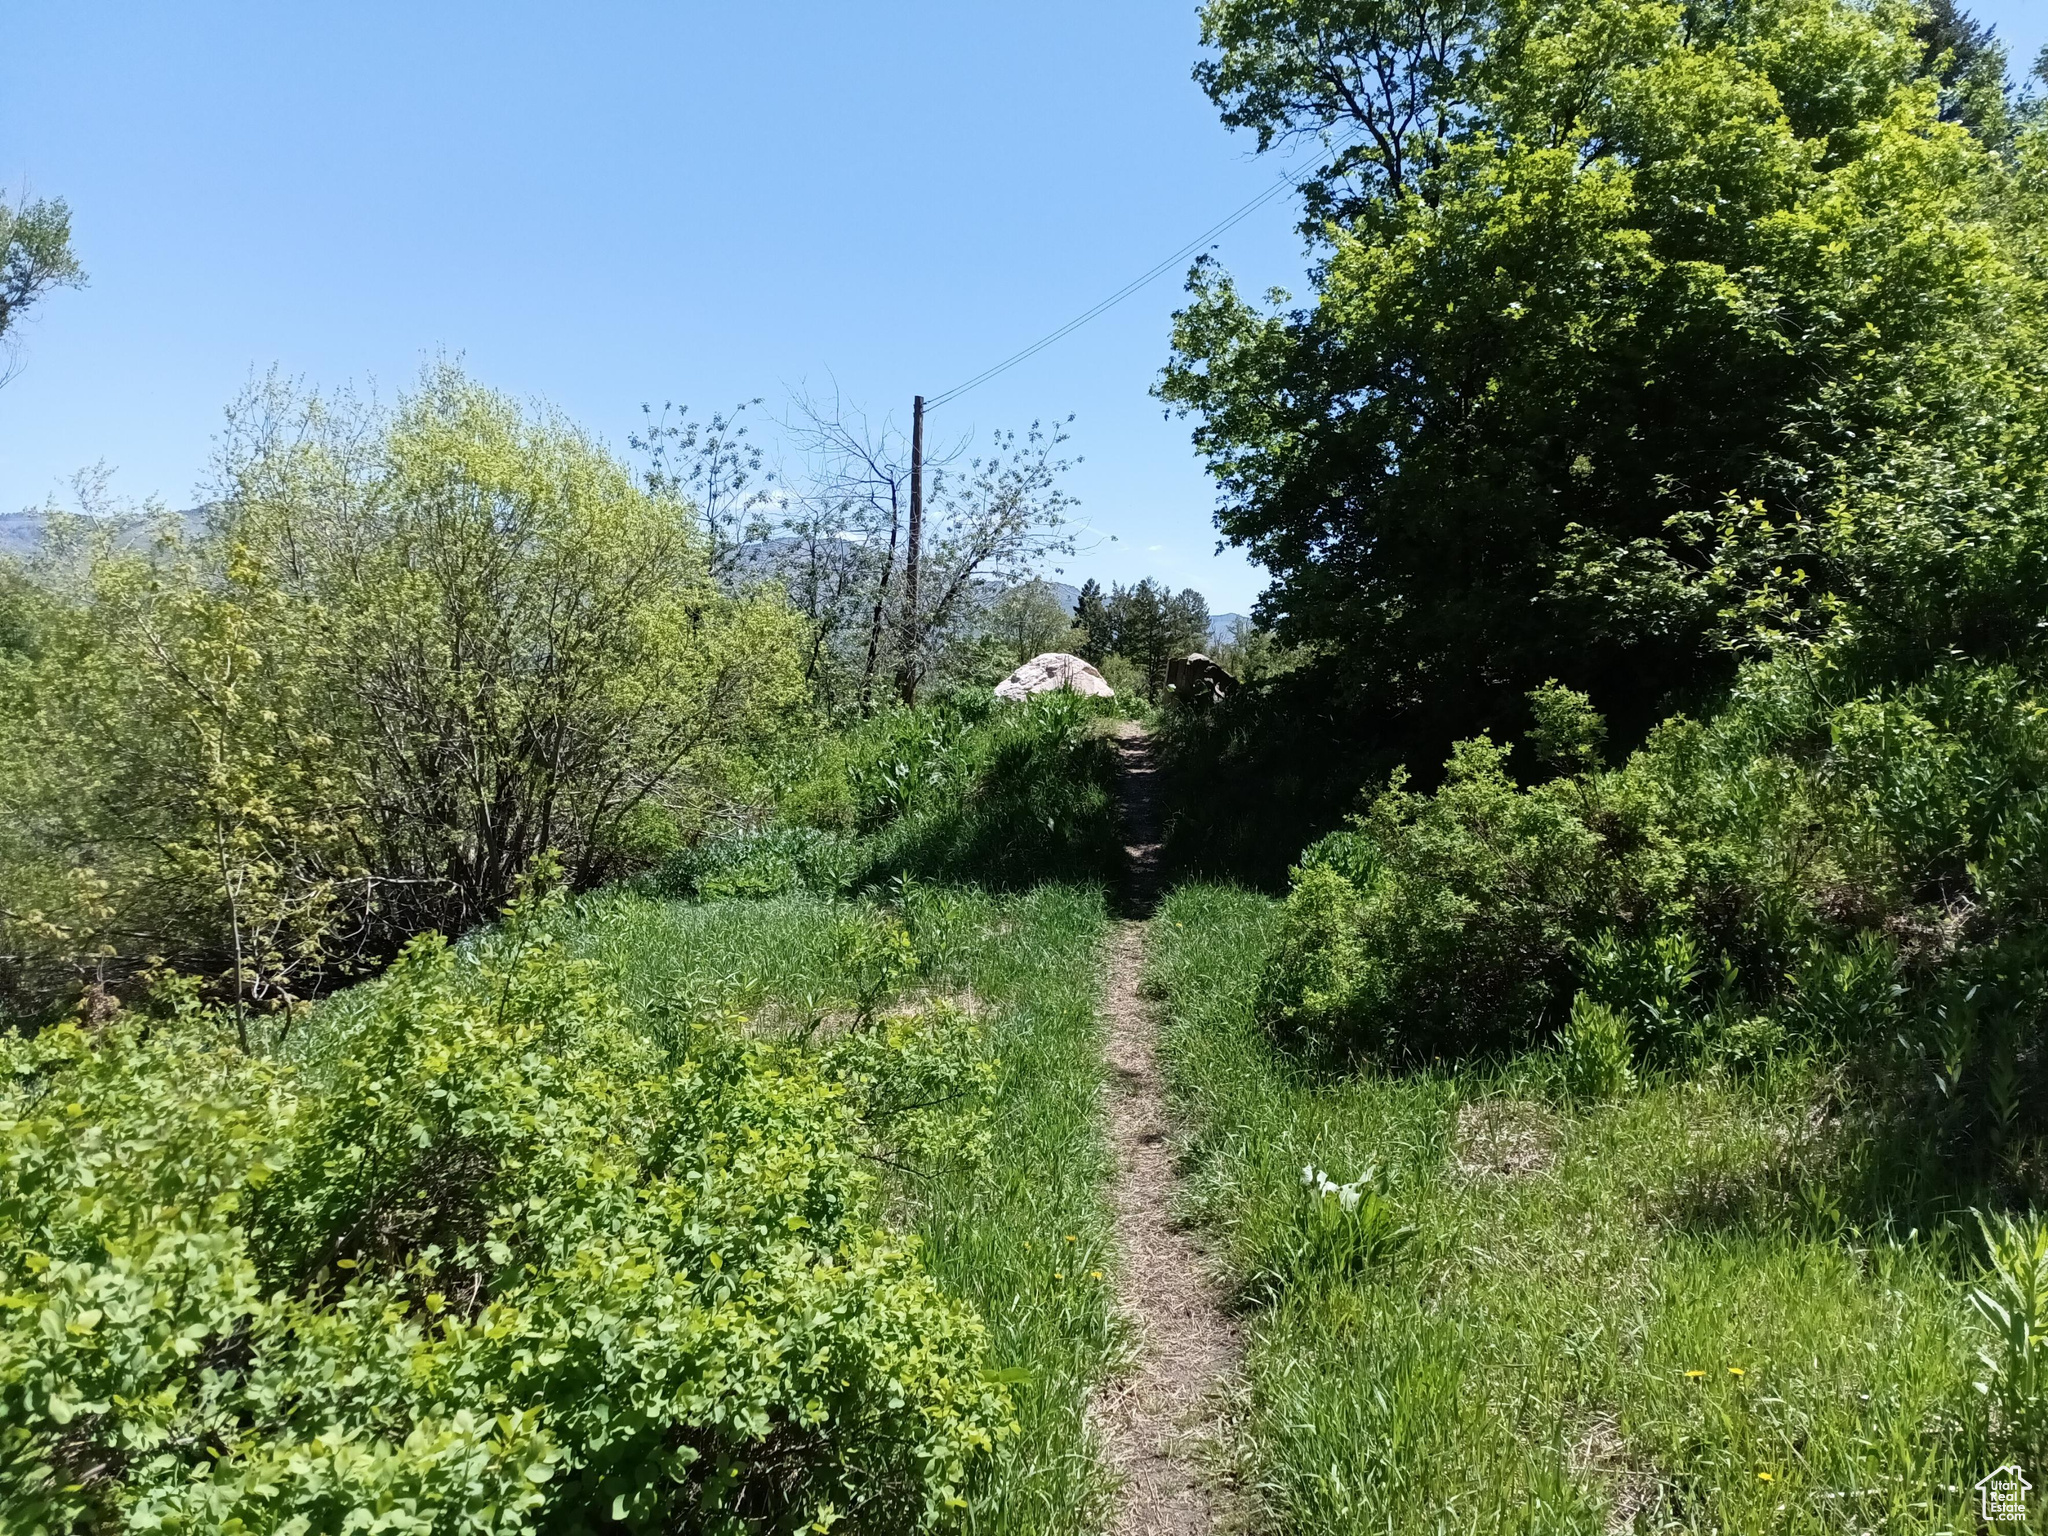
{"left": 896, "top": 393, "right": 925, "bottom": 704}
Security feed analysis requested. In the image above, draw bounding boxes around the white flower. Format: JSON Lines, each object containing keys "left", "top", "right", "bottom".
{"left": 1301, "top": 1164, "right": 1316, "bottom": 1187}
{"left": 1318, "top": 1175, "right": 1338, "bottom": 1196}
{"left": 1338, "top": 1183, "right": 1362, "bottom": 1213}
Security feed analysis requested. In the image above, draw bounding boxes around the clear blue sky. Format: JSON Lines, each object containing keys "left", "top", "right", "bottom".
{"left": 5, "top": 2, "right": 2045, "bottom": 615}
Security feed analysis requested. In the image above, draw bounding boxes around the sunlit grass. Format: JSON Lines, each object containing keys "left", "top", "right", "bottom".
{"left": 563, "top": 883, "right": 1122, "bottom": 1534}
{"left": 1148, "top": 884, "right": 1990, "bottom": 1534}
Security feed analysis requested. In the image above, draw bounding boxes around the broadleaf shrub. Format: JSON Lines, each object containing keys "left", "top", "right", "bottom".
{"left": 1256, "top": 655, "right": 2048, "bottom": 1161}
{"left": 0, "top": 884, "right": 1009, "bottom": 1533}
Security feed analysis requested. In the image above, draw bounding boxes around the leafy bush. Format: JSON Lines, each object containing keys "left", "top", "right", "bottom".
{"left": 0, "top": 367, "right": 808, "bottom": 1027}
{"left": 1555, "top": 993, "right": 1636, "bottom": 1103}
{"left": 651, "top": 825, "right": 866, "bottom": 902}
{"left": 820, "top": 1000, "right": 999, "bottom": 1178}
{"left": 1256, "top": 660, "right": 2048, "bottom": 1130}
{"left": 0, "top": 882, "right": 1009, "bottom": 1534}
{"left": 1257, "top": 728, "right": 1649, "bottom": 1059}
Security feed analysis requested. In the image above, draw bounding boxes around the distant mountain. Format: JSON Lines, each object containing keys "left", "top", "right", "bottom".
{"left": 1039, "top": 580, "right": 1082, "bottom": 614}
{"left": 1208, "top": 613, "right": 1249, "bottom": 648}
{"left": 0, "top": 513, "right": 43, "bottom": 559}
{"left": 2, "top": 508, "right": 210, "bottom": 560}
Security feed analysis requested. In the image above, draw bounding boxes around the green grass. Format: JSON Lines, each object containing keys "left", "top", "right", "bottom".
{"left": 1147, "top": 884, "right": 1994, "bottom": 1534}
{"left": 561, "top": 882, "right": 1122, "bottom": 1534}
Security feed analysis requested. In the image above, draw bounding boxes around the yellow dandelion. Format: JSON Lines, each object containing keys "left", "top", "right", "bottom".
{"left": 1756, "top": 1471, "right": 1772, "bottom": 1483}
{"left": 1727, "top": 1367, "right": 1746, "bottom": 1377}
{"left": 1065, "top": 1234, "right": 1076, "bottom": 1243}
{"left": 1684, "top": 1370, "right": 1706, "bottom": 1380}
{"left": 1091, "top": 1270, "right": 1103, "bottom": 1279}
{"left": 1055, "top": 1272, "right": 1065, "bottom": 1280}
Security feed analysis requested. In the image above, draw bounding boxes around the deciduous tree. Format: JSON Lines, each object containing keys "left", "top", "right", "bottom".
{"left": 1163, "top": 0, "right": 2048, "bottom": 756}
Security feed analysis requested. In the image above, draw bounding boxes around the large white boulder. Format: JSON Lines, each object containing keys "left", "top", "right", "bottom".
{"left": 994, "top": 651, "right": 1115, "bottom": 702}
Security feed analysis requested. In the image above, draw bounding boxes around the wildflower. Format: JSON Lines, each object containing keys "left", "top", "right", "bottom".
{"left": 1090, "top": 1270, "right": 1103, "bottom": 1279}
{"left": 1301, "top": 1164, "right": 1317, "bottom": 1187}
{"left": 1727, "top": 1367, "right": 1745, "bottom": 1377}
{"left": 1054, "top": 1272, "right": 1065, "bottom": 1280}
{"left": 1756, "top": 1472, "right": 1772, "bottom": 1482}
{"left": 1684, "top": 1370, "right": 1705, "bottom": 1380}
{"left": 1065, "top": 1235, "right": 1076, "bottom": 1243}
{"left": 1338, "top": 1183, "right": 1362, "bottom": 1213}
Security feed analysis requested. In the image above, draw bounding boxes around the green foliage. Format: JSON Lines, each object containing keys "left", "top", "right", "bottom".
{"left": 983, "top": 580, "right": 1085, "bottom": 669}
{"left": 1525, "top": 680, "right": 1606, "bottom": 778}
{"left": 1085, "top": 580, "right": 1209, "bottom": 700}
{"left": 670, "top": 689, "right": 1125, "bottom": 902}
{"left": 559, "top": 883, "right": 1121, "bottom": 1534}
{"left": 1969, "top": 1208, "right": 2048, "bottom": 1464}
{"left": 1071, "top": 578, "right": 1110, "bottom": 664}
{"left": 821, "top": 1000, "right": 999, "bottom": 1176}
{"left": 1255, "top": 651, "right": 2048, "bottom": 1139}
{"left": 0, "top": 881, "right": 1010, "bottom": 1534}
{"left": 1254, "top": 864, "right": 1364, "bottom": 1043}
{"left": 656, "top": 826, "right": 866, "bottom": 903}
{"left": 1257, "top": 731, "right": 1628, "bottom": 1059}
{"left": 1250, "top": 1163, "right": 1416, "bottom": 1299}
{"left": 1150, "top": 885, "right": 1993, "bottom": 1533}
{"left": 0, "top": 194, "right": 85, "bottom": 352}
{"left": 1578, "top": 927, "right": 1704, "bottom": 1063}
{"left": 0, "top": 367, "right": 808, "bottom": 1024}
{"left": 1166, "top": 0, "right": 2048, "bottom": 760}
{"left": 1155, "top": 665, "right": 1394, "bottom": 890}
{"left": 1555, "top": 992, "right": 1636, "bottom": 1103}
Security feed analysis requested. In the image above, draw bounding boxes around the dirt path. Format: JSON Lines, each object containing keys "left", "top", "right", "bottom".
{"left": 1094, "top": 724, "right": 1247, "bottom": 1536}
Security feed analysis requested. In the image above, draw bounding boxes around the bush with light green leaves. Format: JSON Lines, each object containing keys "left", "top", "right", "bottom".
{"left": 0, "top": 881, "right": 1010, "bottom": 1534}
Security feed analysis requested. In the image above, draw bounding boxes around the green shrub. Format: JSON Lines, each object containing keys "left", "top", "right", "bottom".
{"left": 1253, "top": 865, "right": 1365, "bottom": 1044}
{"left": 1256, "top": 654, "right": 2048, "bottom": 1118}
{"left": 0, "top": 884, "right": 1009, "bottom": 1534}
{"left": 821, "top": 1000, "right": 999, "bottom": 1178}
{"left": 1257, "top": 734, "right": 1628, "bottom": 1059}
{"left": 1247, "top": 1164, "right": 1416, "bottom": 1300}
{"left": 1577, "top": 927, "right": 1705, "bottom": 1063}
{"left": 1556, "top": 992, "right": 1637, "bottom": 1102}
{"left": 0, "top": 368, "right": 809, "bottom": 1024}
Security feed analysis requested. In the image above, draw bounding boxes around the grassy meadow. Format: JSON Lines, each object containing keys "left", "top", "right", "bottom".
{"left": 557, "top": 884, "right": 1125, "bottom": 1534}
{"left": 1146, "top": 884, "right": 1996, "bottom": 1534}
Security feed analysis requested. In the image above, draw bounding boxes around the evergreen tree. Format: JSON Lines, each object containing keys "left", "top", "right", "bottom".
{"left": 1073, "top": 578, "right": 1112, "bottom": 663}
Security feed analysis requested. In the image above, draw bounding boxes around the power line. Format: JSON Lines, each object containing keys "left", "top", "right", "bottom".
{"left": 924, "top": 140, "right": 1350, "bottom": 411}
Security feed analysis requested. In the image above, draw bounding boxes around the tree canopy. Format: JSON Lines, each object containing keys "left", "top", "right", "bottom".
{"left": 1163, "top": 0, "right": 2048, "bottom": 754}
{"left": 0, "top": 195, "right": 85, "bottom": 373}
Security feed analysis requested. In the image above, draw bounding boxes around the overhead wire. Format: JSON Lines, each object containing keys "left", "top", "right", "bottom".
{"left": 923, "top": 132, "right": 1358, "bottom": 411}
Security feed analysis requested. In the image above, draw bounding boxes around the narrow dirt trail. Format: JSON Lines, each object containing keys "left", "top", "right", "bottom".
{"left": 1094, "top": 723, "right": 1247, "bottom": 1536}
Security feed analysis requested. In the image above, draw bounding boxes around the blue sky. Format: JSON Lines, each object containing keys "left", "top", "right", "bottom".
{"left": 4, "top": 1, "right": 2045, "bottom": 615}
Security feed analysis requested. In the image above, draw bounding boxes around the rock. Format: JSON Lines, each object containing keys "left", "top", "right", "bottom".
{"left": 994, "top": 652, "right": 1115, "bottom": 702}
{"left": 1165, "top": 652, "right": 1237, "bottom": 702}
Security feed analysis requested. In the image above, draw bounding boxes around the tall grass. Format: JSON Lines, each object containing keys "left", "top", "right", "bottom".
{"left": 560, "top": 882, "right": 1122, "bottom": 1533}
{"left": 656, "top": 689, "right": 1125, "bottom": 901}
{"left": 1147, "top": 884, "right": 1992, "bottom": 1533}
